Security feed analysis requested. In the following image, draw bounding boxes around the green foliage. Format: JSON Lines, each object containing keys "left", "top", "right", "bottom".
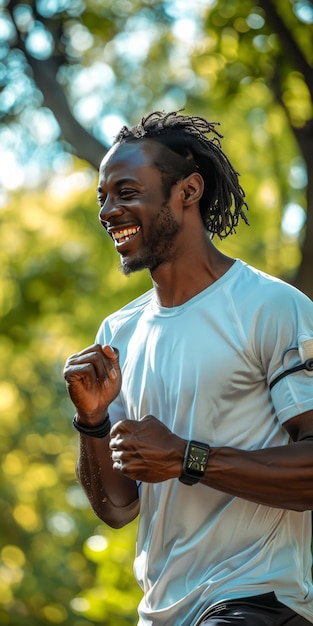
{"left": 0, "top": 177, "right": 147, "bottom": 625}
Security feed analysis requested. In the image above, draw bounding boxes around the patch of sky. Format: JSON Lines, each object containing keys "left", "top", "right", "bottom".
{"left": 164, "top": 0, "right": 215, "bottom": 19}
{"left": 36, "top": 0, "right": 84, "bottom": 18}
{"left": 0, "top": 73, "right": 34, "bottom": 116}
{"left": 47, "top": 512, "right": 76, "bottom": 537}
{"left": 65, "top": 22, "right": 94, "bottom": 55}
{"left": 281, "top": 202, "right": 306, "bottom": 237}
{"left": 0, "top": 10, "right": 16, "bottom": 42}
{"left": 69, "top": 63, "right": 115, "bottom": 99}
{"left": 172, "top": 17, "right": 199, "bottom": 45}
{"left": 113, "top": 27, "right": 155, "bottom": 65}
{"left": 48, "top": 169, "right": 95, "bottom": 200}
{"left": 13, "top": 4, "right": 33, "bottom": 32}
{"left": 288, "top": 157, "right": 308, "bottom": 190}
{"left": 154, "top": 88, "right": 187, "bottom": 114}
{"left": 252, "top": 35, "right": 271, "bottom": 53}
{"left": 69, "top": 65, "right": 116, "bottom": 127}
{"left": 95, "top": 113, "right": 128, "bottom": 146}
{"left": 20, "top": 108, "right": 61, "bottom": 144}
{"left": 292, "top": 1, "right": 313, "bottom": 23}
{"left": 74, "top": 94, "right": 103, "bottom": 125}
{"left": 0, "top": 85, "right": 15, "bottom": 111}
{"left": 0, "top": 149, "right": 24, "bottom": 189}
{"left": 112, "top": 0, "right": 136, "bottom": 17}
{"left": 0, "top": 120, "right": 65, "bottom": 190}
{"left": 25, "top": 22, "right": 54, "bottom": 59}
{"left": 246, "top": 13, "right": 265, "bottom": 29}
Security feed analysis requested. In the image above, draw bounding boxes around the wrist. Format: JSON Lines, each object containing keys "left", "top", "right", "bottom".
{"left": 73, "top": 413, "right": 111, "bottom": 438}
{"left": 75, "top": 408, "right": 109, "bottom": 428}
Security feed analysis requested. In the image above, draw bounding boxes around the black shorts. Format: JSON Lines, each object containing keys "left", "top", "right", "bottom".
{"left": 199, "top": 593, "right": 311, "bottom": 625}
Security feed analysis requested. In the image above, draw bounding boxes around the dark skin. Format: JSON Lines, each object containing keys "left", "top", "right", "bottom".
{"left": 64, "top": 139, "right": 313, "bottom": 529}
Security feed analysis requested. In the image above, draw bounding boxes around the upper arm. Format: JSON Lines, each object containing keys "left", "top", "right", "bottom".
{"left": 284, "top": 410, "right": 313, "bottom": 442}
{"left": 253, "top": 285, "right": 313, "bottom": 425}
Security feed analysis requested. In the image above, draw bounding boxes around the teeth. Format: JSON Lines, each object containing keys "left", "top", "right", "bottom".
{"left": 112, "top": 226, "right": 140, "bottom": 243}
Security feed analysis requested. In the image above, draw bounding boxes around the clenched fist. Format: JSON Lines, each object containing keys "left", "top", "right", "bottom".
{"left": 63, "top": 343, "right": 121, "bottom": 426}
{"left": 109, "top": 415, "right": 187, "bottom": 483}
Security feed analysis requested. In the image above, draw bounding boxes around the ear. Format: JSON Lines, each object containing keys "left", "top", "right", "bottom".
{"left": 179, "top": 173, "right": 204, "bottom": 206}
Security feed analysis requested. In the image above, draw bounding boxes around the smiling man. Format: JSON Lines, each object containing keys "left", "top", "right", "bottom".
{"left": 97, "top": 140, "right": 183, "bottom": 275}
{"left": 64, "top": 111, "right": 313, "bottom": 626}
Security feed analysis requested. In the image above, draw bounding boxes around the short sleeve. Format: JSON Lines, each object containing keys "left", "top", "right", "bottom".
{"left": 254, "top": 284, "right": 313, "bottom": 425}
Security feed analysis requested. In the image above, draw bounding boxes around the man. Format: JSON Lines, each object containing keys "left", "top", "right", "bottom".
{"left": 63, "top": 111, "right": 313, "bottom": 625}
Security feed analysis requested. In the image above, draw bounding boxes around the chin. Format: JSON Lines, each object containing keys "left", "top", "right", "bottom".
{"left": 120, "top": 257, "right": 146, "bottom": 276}
{"left": 120, "top": 254, "right": 162, "bottom": 276}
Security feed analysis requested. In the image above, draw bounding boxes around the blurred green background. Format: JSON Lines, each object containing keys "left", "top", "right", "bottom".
{"left": 0, "top": 0, "right": 312, "bottom": 624}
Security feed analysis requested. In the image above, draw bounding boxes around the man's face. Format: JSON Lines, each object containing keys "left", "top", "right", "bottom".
{"left": 97, "top": 140, "right": 181, "bottom": 275}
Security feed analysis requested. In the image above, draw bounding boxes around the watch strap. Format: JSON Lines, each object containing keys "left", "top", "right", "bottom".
{"left": 179, "top": 472, "right": 201, "bottom": 485}
{"left": 179, "top": 440, "right": 210, "bottom": 486}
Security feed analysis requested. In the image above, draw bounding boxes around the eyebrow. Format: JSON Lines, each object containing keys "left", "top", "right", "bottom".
{"left": 97, "top": 177, "right": 143, "bottom": 194}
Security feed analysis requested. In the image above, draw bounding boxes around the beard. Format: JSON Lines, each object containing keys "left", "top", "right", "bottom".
{"left": 120, "top": 203, "right": 180, "bottom": 276}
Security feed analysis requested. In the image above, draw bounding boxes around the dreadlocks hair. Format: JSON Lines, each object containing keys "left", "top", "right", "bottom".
{"left": 113, "top": 110, "right": 249, "bottom": 239}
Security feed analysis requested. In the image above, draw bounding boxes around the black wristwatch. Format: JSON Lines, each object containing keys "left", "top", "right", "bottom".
{"left": 179, "top": 440, "right": 210, "bottom": 486}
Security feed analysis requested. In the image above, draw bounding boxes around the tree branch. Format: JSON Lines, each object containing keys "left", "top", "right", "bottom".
{"left": 28, "top": 56, "right": 107, "bottom": 169}
{"left": 7, "top": 0, "right": 107, "bottom": 169}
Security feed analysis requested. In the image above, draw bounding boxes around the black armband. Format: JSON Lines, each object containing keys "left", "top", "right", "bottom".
{"left": 72, "top": 414, "right": 111, "bottom": 438}
{"left": 269, "top": 359, "right": 313, "bottom": 390}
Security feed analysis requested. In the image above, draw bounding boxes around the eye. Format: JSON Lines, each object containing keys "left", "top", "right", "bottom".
{"left": 119, "top": 188, "right": 137, "bottom": 199}
{"left": 97, "top": 194, "right": 107, "bottom": 208}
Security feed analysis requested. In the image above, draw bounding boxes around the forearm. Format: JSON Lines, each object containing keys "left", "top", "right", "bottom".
{"left": 204, "top": 441, "right": 313, "bottom": 511}
{"left": 77, "top": 433, "right": 139, "bottom": 528}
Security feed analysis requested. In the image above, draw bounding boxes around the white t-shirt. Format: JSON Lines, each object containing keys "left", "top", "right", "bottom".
{"left": 96, "top": 260, "right": 313, "bottom": 625}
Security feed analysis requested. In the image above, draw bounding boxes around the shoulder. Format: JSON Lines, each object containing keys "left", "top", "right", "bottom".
{"left": 97, "top": 288, "right": 154, "bottom": 343}
{"left": 235, "top": 260, "right": 312, "bottom": 311}
{"left": 233, "top": 261, "right": 313, "bottom": 357}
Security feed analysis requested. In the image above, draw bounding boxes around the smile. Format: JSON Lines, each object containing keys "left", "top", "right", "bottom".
{"left": 111, "top": 226, "right": 141, "bottom": 244}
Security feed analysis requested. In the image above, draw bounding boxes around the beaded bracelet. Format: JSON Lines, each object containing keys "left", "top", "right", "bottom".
{"left": 72, "top": 414, "right": 111, "bottom": 438}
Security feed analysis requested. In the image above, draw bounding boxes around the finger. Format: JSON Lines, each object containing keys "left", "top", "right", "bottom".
{"left": 109, "top": 430, "right": 125, "bottom": 451}
{"left": 112, "top": 459, "right": 124, "bottom": 472}
{"left": 102, "top": 345, "right": 120, "bottom": 381}
{"left": 111, "top": 448, "right": 123, "bottom": 462}
{"left": 110, "top": 419, "right": 135, "bottom": 439}
{"left": 66, "top": 346, "right": 118, "bottom": 387}
{"left": 63, "top": 359, "right": 99, "bottom": 385}
{"left": 111, "top": 447, "right": 124, "bottom": 472}
{"left": 109, "top": 419, "right": 124, "bottom": 438}
{"left": 76, "top": 343, "right": 104, "bottom": 357}
{"left": 65, "top": 352, "right": 107, "bottom": 385}
{"left": 65, "top": 347, "right": 104, "bottom": 371}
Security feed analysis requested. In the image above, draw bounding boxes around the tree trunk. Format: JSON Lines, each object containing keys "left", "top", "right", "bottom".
{"left": 293, "top": 122, "right": 313, "bottom": 299}
{"left": 257, "top": 0, "right": 313, "bottom": 298}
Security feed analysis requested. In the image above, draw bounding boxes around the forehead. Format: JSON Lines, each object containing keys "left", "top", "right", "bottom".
{"left": 98, "top": 140, "right": 161, "bottom": 184}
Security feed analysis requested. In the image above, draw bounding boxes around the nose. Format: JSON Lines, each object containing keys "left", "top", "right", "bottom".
{"left": 98, "top": 198, "right": 124, "bottom": 227}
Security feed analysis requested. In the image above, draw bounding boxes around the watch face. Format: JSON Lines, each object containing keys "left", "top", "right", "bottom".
{"left": 186, "top": 444, "right": 209, "bottom": 476}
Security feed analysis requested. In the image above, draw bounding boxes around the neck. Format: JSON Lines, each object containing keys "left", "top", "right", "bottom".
{"left": 150, "top": 238, "right": 234, "bottom": 308}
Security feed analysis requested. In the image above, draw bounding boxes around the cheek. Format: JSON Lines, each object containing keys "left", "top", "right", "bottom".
{"left": 164, "top": 201, "right": 184, "bottom": 227}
